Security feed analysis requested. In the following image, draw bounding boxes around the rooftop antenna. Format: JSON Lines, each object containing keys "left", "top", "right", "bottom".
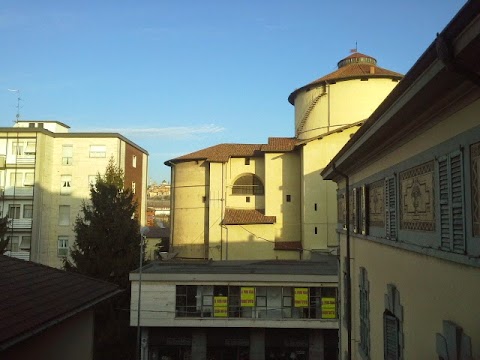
{"left": 7, "top": 89, "right": 22, "bottom": 123}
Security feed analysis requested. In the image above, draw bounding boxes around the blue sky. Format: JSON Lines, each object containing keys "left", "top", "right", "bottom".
{"left": 0, "top": 0, "right": 466, "bottom": 183}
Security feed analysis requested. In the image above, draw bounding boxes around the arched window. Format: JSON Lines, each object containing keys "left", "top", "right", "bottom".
{"left": 232, "top": 174, "right": 264, "bottom": 195}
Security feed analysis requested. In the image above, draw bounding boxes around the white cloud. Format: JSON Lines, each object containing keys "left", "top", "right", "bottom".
{"left": 96, "top": 124, "right": 225, "bottom": 139}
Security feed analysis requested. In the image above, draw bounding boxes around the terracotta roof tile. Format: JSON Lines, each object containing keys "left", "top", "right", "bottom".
{"left": 261, "top": 137, "right": 297, "bottom": 152}
{"left": 223, "top": 209, "right": 276, "bottom": 225}
{"left": 274, "top": 241, "right": 303, "bottom": 251}
{"left": 288, "top": 52, "right": 403, "bottom": 104}
{"left": 0, "top": 256, "right": 120, "bottom": 350}
{"left": 167, "top": 143, "right": 263, "bottom": 163}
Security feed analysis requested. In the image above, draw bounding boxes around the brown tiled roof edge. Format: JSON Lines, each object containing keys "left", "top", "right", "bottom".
{"left": 223, "top": 209, "right": 276, "bottom": 225}
{"left": 274, "top": 241, "right": 303, "bottom": 251}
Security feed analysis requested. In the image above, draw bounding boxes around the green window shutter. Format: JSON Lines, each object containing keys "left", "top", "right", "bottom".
{"left": 353, "top": 187, "right": 358, "bottom": 233}
{"left": 385, "top": 177, "right": 397, "bottom": 240}
{"left": 438, "top": 151, "right": 465, "bottom": 253}
{"left": 384, "top": 312, "right": 400, "bottom": 360}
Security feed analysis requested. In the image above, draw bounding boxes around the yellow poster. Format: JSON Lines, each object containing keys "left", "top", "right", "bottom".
{"left": 294, "top": 288, "right": 309, "bottom": 307}
{"left": 321, "top": 297, "right": 336, "bottom": 319}
{"left": 240, "top": 287, "right": 255, "bottom": 307}
{"left": 214, "top": 296, "right": 228, "bottom": 317}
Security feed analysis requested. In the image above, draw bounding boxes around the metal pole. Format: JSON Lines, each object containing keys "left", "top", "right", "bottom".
{"left": 136, "top": 233, "right": 143, "bottom": 360}
{"left": 136, "top": 227, "right": 149, "bottom": 360}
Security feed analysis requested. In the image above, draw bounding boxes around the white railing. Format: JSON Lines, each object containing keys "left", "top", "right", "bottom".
{"left": 10, "top": 218, "right": 33, "bottom": 229}
{"left": 6, "top": 155, "right": 35, "bottom": 165}
{"left": 4, "top": 187, "right": 34, "bottom": 197}
{"left": 4, "top": 251, "right": 30, "bottom": 261}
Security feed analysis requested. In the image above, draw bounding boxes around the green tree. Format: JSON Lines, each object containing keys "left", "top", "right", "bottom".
{"left": 64, "top": 157, "right": 141, "bottom": 359}
{"left": 0, "top": 217, "right": 11, "bottom": 253}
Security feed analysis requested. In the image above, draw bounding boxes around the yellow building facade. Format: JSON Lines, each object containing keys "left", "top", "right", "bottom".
{"left": 166, "top": 53, "right": 402, "bottom": 261}
{"left": 322, "top": 2, "right": 480, "bottom": 358}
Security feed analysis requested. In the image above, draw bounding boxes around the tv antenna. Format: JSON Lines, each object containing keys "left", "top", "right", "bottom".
{"left": 8, "top": 89, "right": 22, "bottom": 123}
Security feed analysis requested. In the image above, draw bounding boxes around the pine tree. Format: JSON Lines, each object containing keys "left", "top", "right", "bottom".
{"left": 64, "top": 157, "right": 141, "bottom": 359}
{"left": 0, "top": 217, "right": 11, "bottom": 253}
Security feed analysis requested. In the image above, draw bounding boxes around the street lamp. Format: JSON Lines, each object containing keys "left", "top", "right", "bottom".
{"left": 137, "top": 226, "right": 149, "bottom": 360}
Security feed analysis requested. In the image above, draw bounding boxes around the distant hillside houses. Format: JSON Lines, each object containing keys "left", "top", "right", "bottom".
{"left": 147, "top": 180, "right": 170, "bottom": 198}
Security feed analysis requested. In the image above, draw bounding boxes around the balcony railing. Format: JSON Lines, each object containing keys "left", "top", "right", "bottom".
{"left": 4, "top": 251, "right": 30, "bottom": 261}
{"left": 4, "top": 187, "right": 34, "bottom": 197}
{"left": 9, "top": 218, "right": 33, "bottom": 229}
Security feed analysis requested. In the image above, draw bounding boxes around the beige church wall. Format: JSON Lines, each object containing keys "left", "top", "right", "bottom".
{"left": 294, "top": 78, "right": 398, "bottom": 140}
{"left": 171, "top": 161, "right": 209, "bottom": 259}
{"left": 264, "top": 152, "right": 301, "bottom": 243}
{"left": 350, "top": 237, "right": 480, "bottom": 359}
{"left": 301, "top": 130, "right": 357, "bottom": 257}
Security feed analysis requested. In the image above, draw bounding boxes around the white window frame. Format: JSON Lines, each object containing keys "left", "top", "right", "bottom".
{"left": 89, "top": 145, "right": 106, "bottom": 158}
{"left": 23, "top": 204, "right": 33, "bottom": 219}
{"left": 24, "top": 172, "right": 34, "bottom": 186}
{"left": 61, "top": 175, "right": 72, "bottom": 195}
{"left": 58, "top": 236, "right": 69, "bottom": 257}
{"left": 58, "top": 205, "right": 70, "bottom": 226}
{"left": 62, "top": 145, "right": 73, "bottom": 165}
{"left": 132, "top": 155, "right": 137, "bottom": 168}
{"left": 8, "top": 204, "right": 21, "bottom": 219}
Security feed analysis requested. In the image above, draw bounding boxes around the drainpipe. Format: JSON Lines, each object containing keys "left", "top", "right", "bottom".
{"left": 332, "top": 164, "right": 351, "bottom": 360}
{"left": 326, "top": 82, "right": 331, "bottom": 133}
{"left": 169, "top": 163, "right": 175, "bottom": 253}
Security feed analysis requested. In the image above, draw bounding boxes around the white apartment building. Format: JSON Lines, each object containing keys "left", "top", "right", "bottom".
{"left": 2, "top": 120, "right": 148, "bottom": 268}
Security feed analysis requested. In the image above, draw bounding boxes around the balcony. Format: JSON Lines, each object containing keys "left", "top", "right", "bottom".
{"left": 9, "top": 218, "right": 33, "bottom": 229}
{"left": 4, "top": 251, "right": 30, "bottom": 261}
{"left": 4, "top": 187, "right": 34, "bottom": 197}
{"left": 6, "top": 155, "right": 36, "bottom": 166}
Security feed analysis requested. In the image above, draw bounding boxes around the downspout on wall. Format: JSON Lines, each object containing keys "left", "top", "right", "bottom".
{"left": 332, "top": 164, "right": 351, "bottom": 360}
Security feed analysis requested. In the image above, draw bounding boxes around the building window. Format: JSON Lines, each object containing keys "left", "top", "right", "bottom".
{"left": 58, "top": 236, "right": 69, "bottom": 257}
{"left": 132, "top": 155, "right": 137, "bottom": 168}
{"left": 353, "top": 187, "right": 360, "bottom": 233}
{"left": 62, "top": 145, "right": 73, "bottom": 165}
{"left": 174, "top": 285, "right": 337, "bottom": 320}
{"left": 202, "top": 196, "right": 206, "bottom": 203}
{"left": 24, "top": 172, "right": 34, "bottom": 186}
{"left": 385, "top": 176, "right": 397, "bottom": 240}
{"left": 359, "top": 267, "right": 370, "bottom": 359}
{"left": 438, "top": 150, "right": 465, "bottom": 253}
{"left": 23, "top": 204, "right": 33, "bottom": 219}
{"left": 12, "top": 142, "right": 23, "bottom": 156}
{"left": 245, "top": 158, "right": 250, "bottom": 165}
{"left": 314, "top": 227, "right": 317, "bottom": 234}
{"left": 25, "top": 141, "right": 35, "bottom": 155}
{"left": 89, "top": 145, "right": 106, "bottom": 158}
{"left": 436, "top": 321, "right": 472, "bottom": 359}
{"left": 8, "top": 204, "right": 20, "bottom": 219}
{"left": 232, "top": 174, "right": 264, "bottom": 195}
{"left": 20, "top": 236, "right": 31, "bottom": 251}
{"left": 8, "top": 236, "right": 20, "bottom": 252}
{"left": 10, "top": 172, "right": 23, "bottom": 187}
{"left": 383, "top": 284, "right": 403, "bottom": 360}
{"left": 360, "top": 185, "right": 368, "bottom": 235}
{"left": 131, "top": 181, "right": 136, "bottom": 194}
{"left": 246, "top": 196, "right": 250, "bottom": 203}
{"left": 61, "top": 175, "right": 72, "bottom": 195}
{"left": 314, "top": 203, "right": 317, "bottom": 211}
{"left": 286, "top": 195, "right": 291, "bottom": 202}
{"left": 59, "top": 205, "right": 70, "bottom": 225}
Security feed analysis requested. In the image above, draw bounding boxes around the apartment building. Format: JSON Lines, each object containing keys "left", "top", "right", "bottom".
{"left": 2, "top": 120, "right": 148, "bottom": 268}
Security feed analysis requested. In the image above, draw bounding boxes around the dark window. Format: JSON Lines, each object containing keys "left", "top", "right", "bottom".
{"left": 232, "top": 174, "right": 264, "bottom": 195}
{"left": 202, "top": 196, "right": 206, "bottom": 203}
{"left": 314, "top": 203, "right": 317, "bottom": 211}
{"left": 246, "top": 197, "right": 250, "bottom": 203}
{"left": 384, "top": 311, "right": 400, "bottom": 360}
{"left": 359, "top": 267, "right": 370, "bottom": 358}
{"left": 286, "top": 195, "right": 291, "bottom": 202}
{"left": 314, "top": 227, "right": 317, "bottom": 234}
{"left": 385, "top": 176, "right": 397, "bottom": 240}
{"left": 245, "top": 158, "right": 250, "bottom": 165}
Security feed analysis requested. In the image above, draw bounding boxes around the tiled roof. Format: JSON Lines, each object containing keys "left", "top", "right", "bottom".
{"left": 167, "top": 143, "right": 263, "bottom": 163}
{"left": 0, "top": 256, "right": 121, "bottom": 350}
{"left": 288, "top": 52, "right": 403, "bottom": 104}
{"left": 223, "top": 209, "right": 276, "bottom": 225}
{"left": 274, "top": 241, "right": 303, "bottom": 251}
{"left": 261, "top": 137, "right": 297, "bottom": 152}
